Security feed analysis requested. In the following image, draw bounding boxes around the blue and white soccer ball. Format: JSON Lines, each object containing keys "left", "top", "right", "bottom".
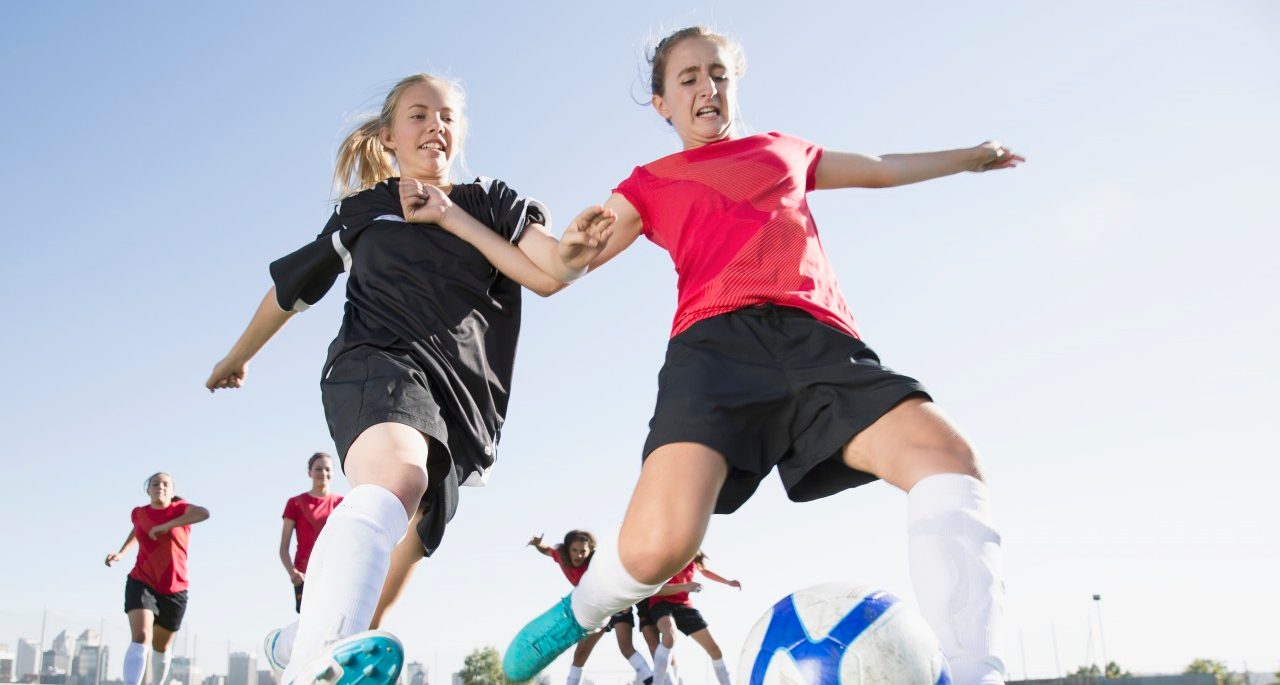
{"left": 738, "top": 582, "right": 951, "bottom": 685}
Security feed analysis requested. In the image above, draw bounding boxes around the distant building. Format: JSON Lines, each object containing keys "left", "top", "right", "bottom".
{"left": 226, "top": 653, "right": 256, "bottom": 685}
{"left": 0, "top": 644, "right": 15, "bottom": 683}
{"left": 450, "top": 672, "right": 462, "bottom": 685}
{"left": 16, "top": 640, "right": 39, "bottom": 681}
{"left": 70, "top": 630, "right": 107, "bottom": 685}
{"left": 404, "top": 662, "right": 425, "bottom": 685}
{"left": 201, "top": 674, "right": 226, "bottom": 685}
{"left": 170, "top": 656, "right": 200, "bottom": 685}
{"left": 256, "top": 670, "right": 275, "bottom": 685}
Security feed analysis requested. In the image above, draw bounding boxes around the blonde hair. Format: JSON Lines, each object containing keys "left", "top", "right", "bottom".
{"left": 332, "top": 73, "right": 467, "bottom": 199}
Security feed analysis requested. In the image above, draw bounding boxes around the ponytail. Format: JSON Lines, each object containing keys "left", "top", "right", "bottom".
{"left": 332, "top": 118, "right": 396, "bottom": 199}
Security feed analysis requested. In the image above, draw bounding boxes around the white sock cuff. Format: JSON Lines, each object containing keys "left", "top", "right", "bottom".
{"left": 568, "top": 667, "right": 583, "bottom": 676}
{"left": 590, "top": 537, "right": 667, "bottom": 597}
{"left": 571, "top": 536, "right": 667, "bottom": 628}
{"left": 341, "top": 484, "right": 410, "bottom": 547}
{"left": 151, "top": 649, "right": 171, "bottom": 661}
{"left": 908, "top": 474, "right": 991, "bottom": 523}
{"left": 654, "top": 644, "right": 670, "bottom": 661}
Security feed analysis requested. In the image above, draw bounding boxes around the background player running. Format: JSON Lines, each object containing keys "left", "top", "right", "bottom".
{"left": 105, "top": 472, "right": 210, "bottom": 685}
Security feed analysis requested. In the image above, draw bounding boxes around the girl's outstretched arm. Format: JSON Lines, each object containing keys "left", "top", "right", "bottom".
{"left": 206, "top": 287, "right": 295, "bottom": 391}
{"left": 104, "top": 528, "right": 137, "bottom": 566}
{"left": 654, "top": 581, "right": 703, "bottom": 596}
{"left": 814, "top": 141, "right": 1024, "bottom": 190}
{"left": 399, "top": 181, "right": 616, "bottom": 296}
{"left": 527, "top": 533, "right": 554, "bottom": 558}
{"left": 694, "top": 560, "right": 742, "bottom": 589}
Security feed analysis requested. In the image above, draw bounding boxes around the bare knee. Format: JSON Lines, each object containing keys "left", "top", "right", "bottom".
{"left": 621, "top": 536, "right": 697, "bottom": 585}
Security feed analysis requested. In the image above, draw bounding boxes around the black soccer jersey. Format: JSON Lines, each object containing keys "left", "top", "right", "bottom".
{"left": 270, "top": 177, "right": 549, "bottom": 485}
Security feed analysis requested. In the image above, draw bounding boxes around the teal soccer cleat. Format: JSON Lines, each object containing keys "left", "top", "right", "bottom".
{"left": 503, "top": 594, "right": 590, "bottom": 681}
{"left": 287, "top": 630, "right": 403, "bottom": 685}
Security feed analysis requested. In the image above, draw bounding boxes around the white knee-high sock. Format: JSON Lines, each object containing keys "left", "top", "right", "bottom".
{"left": 651, "top": 645, "right": 672, "bottom": 685}
{"left": 150, "top": 650, "right": 172, "bottom": 685}
{"left": 908, "top": 474, "right": 1006, "bottom": 685}
{"left": 627, "top": 651, "right": 653, "bottom": 681}
{"left": 570, "top": 538, "right": 666, "bottom": 629}
{"left": 281, "top": 485, "right": 409, "bottom": 684}
{"left": 272, "top": 620, "right": 299, "bottom": 667}
{"left": 711, "top": 659, "right": 731, "bottom": 685}
{"left": 123, "top": 643, "right": 146, "bottom": 685}
{"left": 566, "top": 665, "right": 584, "bottom": 685}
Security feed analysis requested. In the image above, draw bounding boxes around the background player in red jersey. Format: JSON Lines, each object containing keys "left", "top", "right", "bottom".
{"left": 433, "top": 25, "right": 1025, "bottom": 685}
{"left": 105, "top": 472, "right": 210, "bottom": 685}
{"left": 647, "top": 551, "right": 740, "bottom": 685}
{"left": 280, "top": 452, "right": 344, "bottom": 613}
{"left": 528, "top": 531, "right": 656, "bottom": 685}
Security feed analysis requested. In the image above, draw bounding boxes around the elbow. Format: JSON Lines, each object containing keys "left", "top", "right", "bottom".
{"left": 533, "top": 282, "right": 569, "bottom": 298}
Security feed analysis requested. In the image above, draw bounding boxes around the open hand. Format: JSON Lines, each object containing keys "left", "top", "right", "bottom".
{"left": 400, "top": 178, "right": 455, "bottom": 226}
{"left": 527, "top": 533, "right": 544, "bottom": 547}
{"left": 104, "top": 552, "right": 123, "bottom": 567}
{"left": 206, "top": 357, "right": 248, "bottom": 392}
{"left": 558, "top": 205, "right": 617, "bottom": 271}
{"left": 971, "top": 141, "right": 1024, "bottom": 172}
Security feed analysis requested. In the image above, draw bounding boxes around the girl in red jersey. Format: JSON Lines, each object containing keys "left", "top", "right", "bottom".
{"left": 528, "top": 531, "right": 655, "bottom": 685}
{"left": 280, "top": 453, "right": 344, "bottom": 613}
{"left": 438, "top": 26, "right": 1023, "bottom": 685}
{"left": 104, "top": 472, "right": 210, "bottom": 685}
{"left": 647, "top": 551, "right": 740, "bottom": 685}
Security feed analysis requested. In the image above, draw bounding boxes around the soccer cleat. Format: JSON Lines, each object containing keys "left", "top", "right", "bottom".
{"left": 263, "top": 628, "right": 287, "bottom": 681}
{"left": 503, "top": 594, "right": 590, "bottom": 681}
{"left": 286, "top": 630, "right": 403, "bottom": 685}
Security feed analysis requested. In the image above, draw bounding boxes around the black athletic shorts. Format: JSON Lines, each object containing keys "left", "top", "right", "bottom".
{"left": 607, "top": 602, "right": 654, "bottom": 630}
{"left": 321, "top": 346, "right": 464, "bottom": 557}
{"left": 643, "top": 305, "right": 929, "bottom": 514}
{"left": 648, "top": 602, "right": 707, "bottom": 636}
{"left": 293, "top": 582, "right": 304, "bottom": 613}
{"left": 124, "top": 577, "right": 188, "bottom": 631}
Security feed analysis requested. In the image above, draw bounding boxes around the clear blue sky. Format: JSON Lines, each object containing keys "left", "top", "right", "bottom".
{"left": 2, "top": 2, "right": 1277, "bottom": 683}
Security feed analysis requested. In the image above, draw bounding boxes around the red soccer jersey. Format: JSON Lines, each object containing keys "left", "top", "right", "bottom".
{"left": 283, "top": 493, "right": 343, "bottom": 573}
{"left": 128, "top": 501, "right": 191, "bottom": 595}
{"left": 650, "top": 560, "right": 698, "bottom": 607}
{"left": 614, "top": 132, "right": 860, "bottom": 339}
{"left": 549, "top": 548, "right": 589, "bottom": 586}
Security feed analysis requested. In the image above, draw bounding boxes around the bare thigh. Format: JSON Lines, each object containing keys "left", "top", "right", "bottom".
{"left": 841, "top": 397, "right": 981, "bottom": 492}
{"left": 127, "top": 608, "right": 152, "bottom": 644}
{"left": 619, "top": 443, "right": 727, "bottom": 584}
{"left": 343, "top": 422, "right": 431, "bottom": 515}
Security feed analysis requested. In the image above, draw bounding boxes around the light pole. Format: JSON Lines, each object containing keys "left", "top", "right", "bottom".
{"left": 1092, "top": 594, "right": 1109, "bottom": 675}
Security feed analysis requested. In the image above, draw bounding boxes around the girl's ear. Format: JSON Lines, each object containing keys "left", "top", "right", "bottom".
{"left": 652, "top": 94, "right": 672, "bottom": 123}
{"left": 379, "top": 126, "right": 396, "bottom": 152}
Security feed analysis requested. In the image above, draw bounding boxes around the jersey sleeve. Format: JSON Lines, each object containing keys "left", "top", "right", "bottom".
{"left": 788, "top": 134, "right": 824, "bottom": 192}
{"left": 612, "top": 167, "right": 649, "bottom": 230}
{"left": 268, "top": 182, "right": 402, "bottom": 312}
{"left": 282, "top": 496, "right": 299, "bottom": 521}
{"left": 477, "top": 177, "right": 550, "bottom": 245}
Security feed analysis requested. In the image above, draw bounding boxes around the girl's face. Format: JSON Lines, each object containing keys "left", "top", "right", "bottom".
{"left": 147, "top": 474, "right": 173, "bottom": 504}
{"left": 309, "top": 457, "right": 333, "bottom": 488}
{"left": 567, "top": 540, "right": 592, "bottom": 567}
{"left": 381, "top": 80, "right": 462, "bottom": 182}
{"left": 653, "top": 37, "right": 737, "bottom": 150}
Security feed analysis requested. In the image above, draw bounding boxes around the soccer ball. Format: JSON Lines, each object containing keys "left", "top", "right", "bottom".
{"left": 738, "top": 582, "right": 951, "bottom": 685}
